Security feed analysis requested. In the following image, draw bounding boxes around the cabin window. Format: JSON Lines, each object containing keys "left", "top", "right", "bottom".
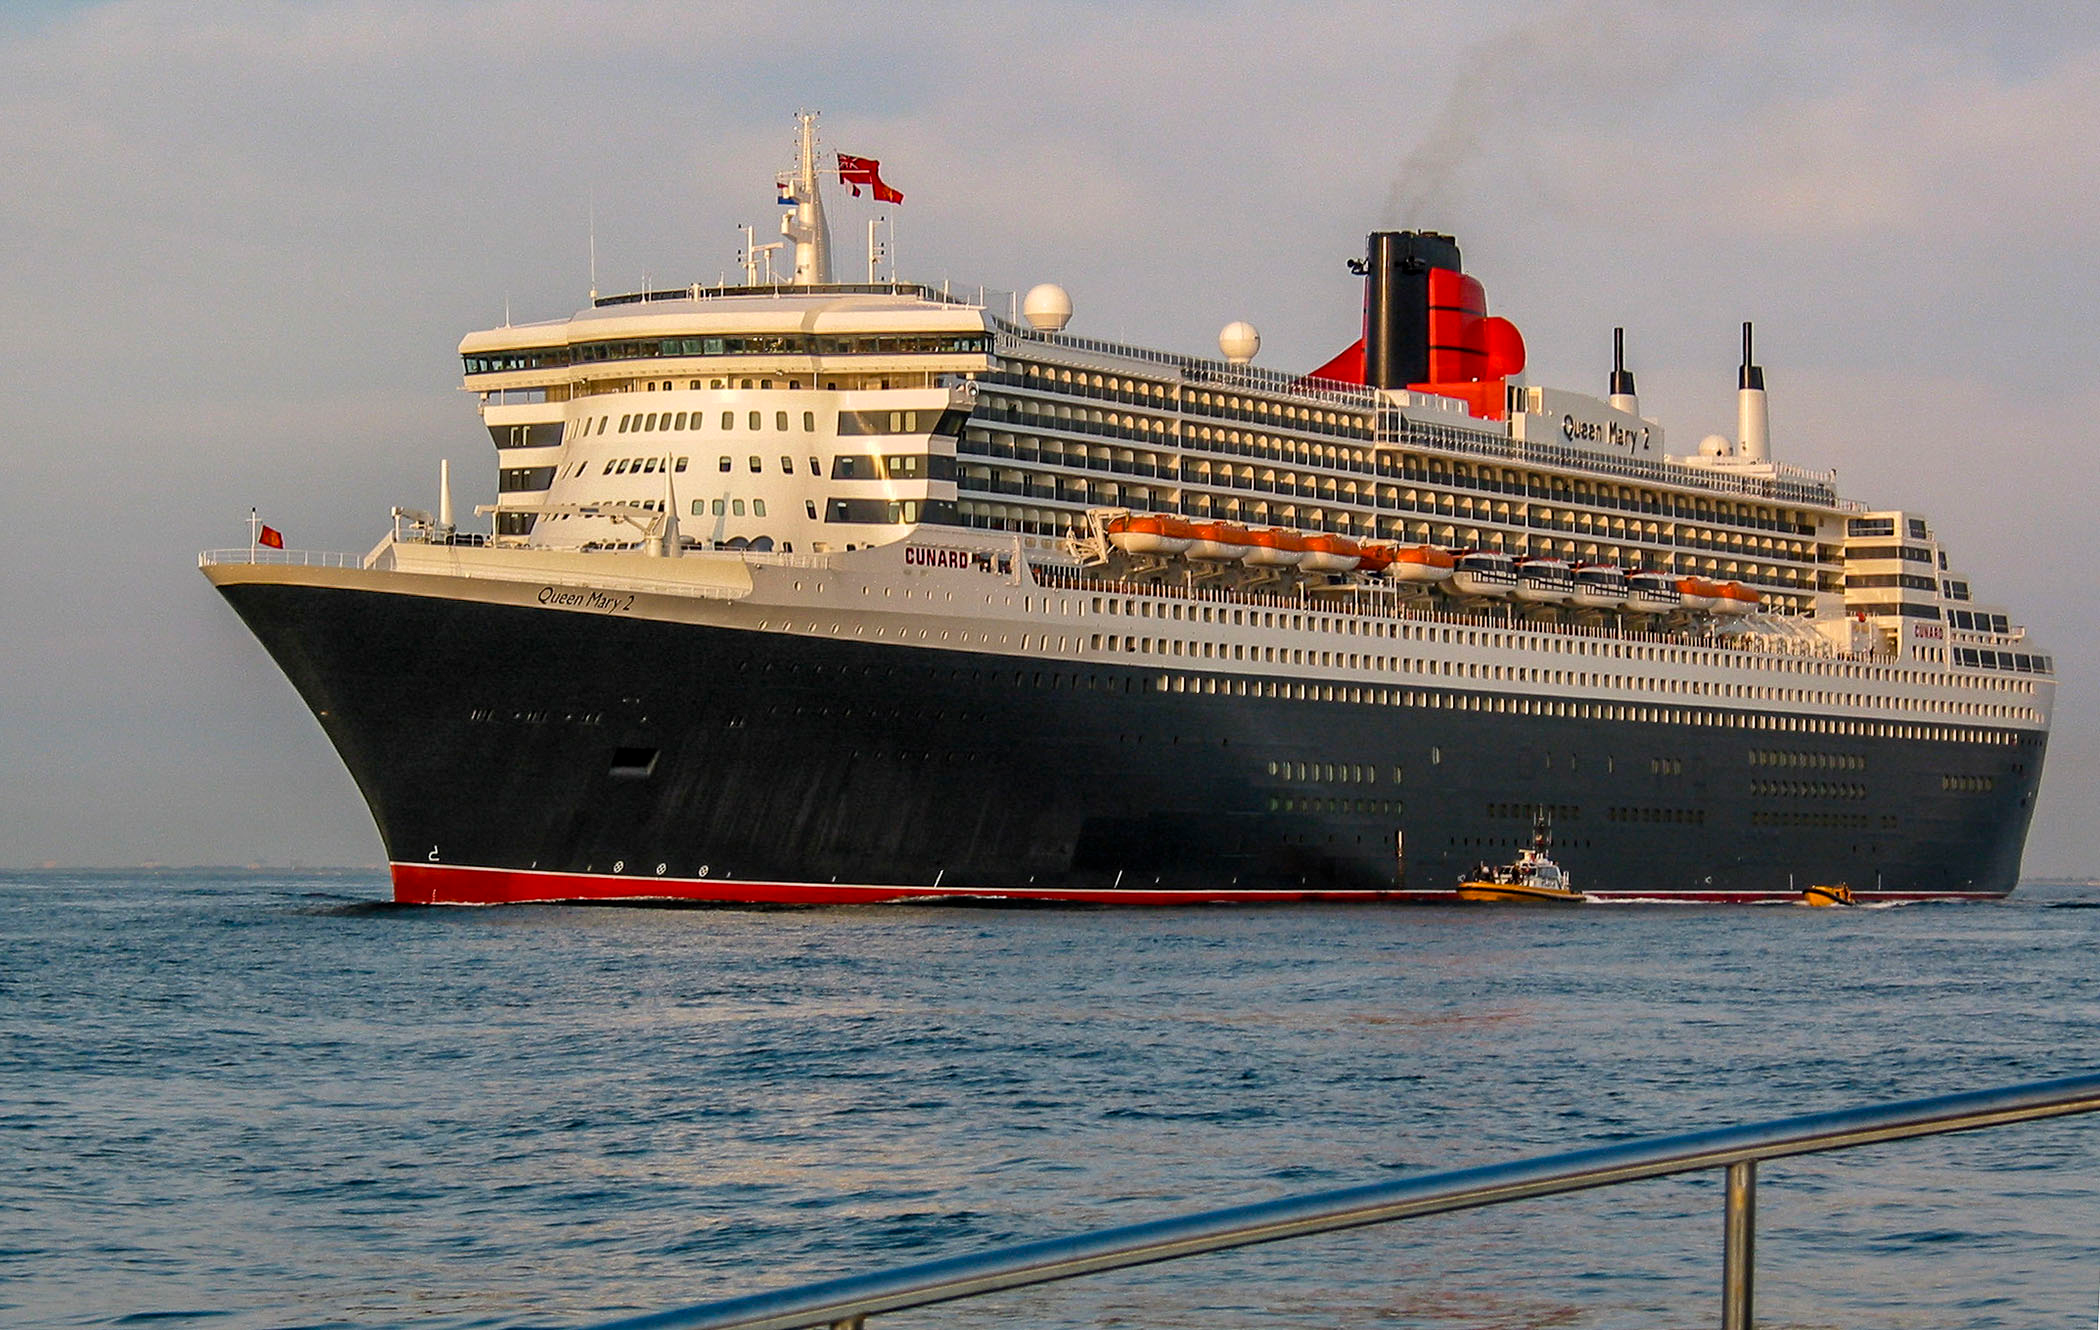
{"left": 803, "top": 411, "right": 816, "bottom": 431}
{"left": 749, "top": 456, "right": 762, "bottom": 473}
{"left": 719, "top": 456, "right": 732, "bottom": 472}
{"left": 776, "top": 411, "right": 789, "bottom": 430}
{"left": 781, "top": 455, "right": 794, "bottom": 474}
{"left": 712, "top": 499, "right": 725, "bottom": 515}
{"left": 749, "top": 411, "right": 762, "bottom": 430}
{"left": 732, "top": 500, "right": 746, "bottom": 516}
{"left": 721, "top": 411, "right": 734, "bottom": 430}
{"left": 618, "top": 414, "right": 632, "bottom": 433}
{"left": 674, "top": 457, "right": 688, "bottom": 472}
{"left": 673, "top": 412, "right": 688, "bottom": 429}
{"left": 753, "top": 499, "right": 767, "bottom": 517}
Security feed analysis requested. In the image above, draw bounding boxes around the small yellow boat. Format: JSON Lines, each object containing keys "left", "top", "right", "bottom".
{"left": 1800, "top": 882, "right": 1856, "bottom": 908}
{"left": 1456, "top": 818, "right": 1587, "bottom": 905}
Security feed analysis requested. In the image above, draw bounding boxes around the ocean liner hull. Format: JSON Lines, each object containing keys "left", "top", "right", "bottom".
{"left": 210, "top": 563, "right": 2042, "bottom": 906}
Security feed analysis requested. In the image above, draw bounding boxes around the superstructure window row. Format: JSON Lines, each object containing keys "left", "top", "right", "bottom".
{"left": 984, "top": 362, "right": 1375, "bottom": 441}
{"left": 827, "top": 498, "right": 957, "bottom": 525}
{"left": 1846, "top": 544, "right": 1934, "bottom": 563}
{"left": 981, "top": 403, "right": 1815, "bottom": 538}
{"left": 602, "top": 456, "right": 691, "bottom": 475}
{"left": 1950, "top": 609, "right": 2010, "bottom": 634}
{"left": 1956, "top": 647, "right": 2051, "bottom": 674}
{"left": 465, "top": 332, "right": 991, "bottom": 374}
{"left": 604, "top": 409, "right": 817, "bottom": 434}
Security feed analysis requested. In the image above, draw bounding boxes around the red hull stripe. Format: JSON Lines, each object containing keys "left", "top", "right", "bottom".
{"left": 389, "top": 863, "right": 2002, "bottom": 908}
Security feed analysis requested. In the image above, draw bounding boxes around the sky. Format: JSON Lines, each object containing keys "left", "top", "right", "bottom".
{"left": 3, "top": 0, "right": 2097, "bottom": 872}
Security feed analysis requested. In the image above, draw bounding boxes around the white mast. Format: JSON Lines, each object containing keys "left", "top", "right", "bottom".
{"left": 1737, "top": 321, "right": 1770, "bottom": 463}
{"left": 783, "top": 111, "right": 831, "bottom": 285}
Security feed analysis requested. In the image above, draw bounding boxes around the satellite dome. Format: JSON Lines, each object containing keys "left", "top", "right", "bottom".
{"left": 1699, "top": 433, "right": 1733, "bottom": 458}
{"left": 1022, "top": 283, "right": 1072, "bottom": 332}
{"left": 1219, "top": 321, "right": 1260, "bottom": 364}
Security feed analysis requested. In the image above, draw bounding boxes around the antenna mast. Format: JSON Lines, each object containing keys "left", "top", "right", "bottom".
{"left": 867, "top": 215, "right": 892, "bottom": 283}
{"left": 782, "top": 110, "right": 832, "bottom": 285}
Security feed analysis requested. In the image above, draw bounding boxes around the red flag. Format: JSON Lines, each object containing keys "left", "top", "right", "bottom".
{"left": 258, "top": 524, "right": 284, "bottom": 549}
{"left": 836, "top": 153, "right": 903, "bottom": 204}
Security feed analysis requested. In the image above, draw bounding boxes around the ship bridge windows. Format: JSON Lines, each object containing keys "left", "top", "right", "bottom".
{"left": 827, "top": 498, "right": 955, "bottom": 525}
{"left": 499, "top": 466, "right": 555, "bottom": 493}
{"left": 1950, "top": 609, "right": 2011, "bottom": 634}
{"left": 1846, "top": 544, "right": 1933, "bottom": 563}
{"left": 491, "top": 423, "right": 563, "bottom": 449}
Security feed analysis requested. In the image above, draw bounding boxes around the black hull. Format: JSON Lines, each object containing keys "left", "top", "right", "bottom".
{"left": 217, "top": 580, "right": 2044, "bottom": 904}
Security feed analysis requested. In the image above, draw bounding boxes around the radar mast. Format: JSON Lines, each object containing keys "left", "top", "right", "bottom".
{"left": 783, "top": 111, "right": 831, "bottom": 285}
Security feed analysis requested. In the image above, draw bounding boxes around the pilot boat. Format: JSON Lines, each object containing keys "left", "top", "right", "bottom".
{"left": 1455, "top": 819, "right": 1587, "bottom": 905}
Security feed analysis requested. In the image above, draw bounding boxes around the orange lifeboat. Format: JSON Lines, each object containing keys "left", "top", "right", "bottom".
{"left": 1676, "top": 577, "right": 1723, "bottom": 612}
{"left": 1713, "top": 581, "right": 1760, "bottom": 616}
{"left": 1241, "top": 527, "right": 1308, "bottom": 568}
{"left": 1103, "top": 513, "right": 1194, "bottom": 557}
{"left": 1385, "top": 544, "right": 1457, "bottom": 583}
{"left": 1353, "top": 541, "right": 1399, "bottom": 574}
{"left": 1299, "top": 533, "right": 1363, "bottom": 573}
{"left": 1184, "top": 521, "right": 1256, "bottom": 562}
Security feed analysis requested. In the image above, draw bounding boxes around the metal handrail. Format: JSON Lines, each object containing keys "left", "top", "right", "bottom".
{"left": 576, "top": 1072, "right": 2100, "bottom": 1330}
{"left": 196, "top": 548, "right": 365, "bottom": 569}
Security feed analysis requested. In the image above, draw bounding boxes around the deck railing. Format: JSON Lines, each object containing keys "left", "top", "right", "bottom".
{"left": 573, "top": 1072, "right": 2100, "bottom": 1330}
{"left": 197, "top": 548, "right": 365, "bottom": 570}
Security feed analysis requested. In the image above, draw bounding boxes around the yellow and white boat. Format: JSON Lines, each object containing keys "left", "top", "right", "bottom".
{"left": 1456, "top": 822, "right": 1587, "bottom": 905}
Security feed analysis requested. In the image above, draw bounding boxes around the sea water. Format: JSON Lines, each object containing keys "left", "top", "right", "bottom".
{"left": 3, "top": 871, "right": 2097, "bottom": 1330}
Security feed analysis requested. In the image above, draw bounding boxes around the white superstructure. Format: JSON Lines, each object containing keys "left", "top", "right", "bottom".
{"left": 436, "top": 114, "right": 2049, "bottom": 742}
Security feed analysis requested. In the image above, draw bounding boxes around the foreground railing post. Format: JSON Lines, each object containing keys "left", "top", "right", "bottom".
{"left": 1722, "top": 1159, "right": 1756, "bottom": 1330}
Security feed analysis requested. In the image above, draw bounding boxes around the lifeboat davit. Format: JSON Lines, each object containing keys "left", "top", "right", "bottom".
{"left": 1384, "top": 544, "right": 1457, "bottom": 583}
{"left": 1513, "top": 557, "right": 1575, "bottom": 604}
{"left": 1449, "top": 549, "right": 1517, "bottom": 597}
{"left": 1299, "top": 533, "right": 1362, "bottom": 573}
{"left": 1569, "top": 564, "right": 1629, "bottom": 609}
{"left": 1104, "top": 513, "right": 1194, "bottom": 557}
{"left": 1713, "top": 581, "right": 1760, "bottom": 616}
{"left": 1242, "top": 527, "right": 1308, "bottom": 568}
{"left": 1184, "top": 521, "right": 1255, "bottom": 562}
{"left": 1676, "top": 577, "right": 1724, "bottom": 612}
{"left": 1624, "top": 570, "right": 1682, "bottom": 614}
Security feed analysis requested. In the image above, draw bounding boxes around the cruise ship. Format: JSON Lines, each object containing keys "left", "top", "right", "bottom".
{"left": 202, "top": 114, "right": 2052, "bottom": 905}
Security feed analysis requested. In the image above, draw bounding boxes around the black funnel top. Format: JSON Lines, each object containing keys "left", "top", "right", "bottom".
{"left": 1739, "top": 321, "right": 1764, "bottom": 391}
{"left": 1363, "top": 231, "right": 1461, "bottom": 389}
{"left": 1610, "top": 327, "right": 1636, "bottom": 398}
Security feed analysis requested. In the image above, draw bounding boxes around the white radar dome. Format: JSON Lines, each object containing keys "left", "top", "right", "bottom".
{"left": 1699, "top": 433, "right": 1733, "bottom": 458}
{"left": 1022, "top": 283, "right": 1073, "bottom": 332}
{"left": 1219, "top": 321, "right": 1261, "bottom": 364}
